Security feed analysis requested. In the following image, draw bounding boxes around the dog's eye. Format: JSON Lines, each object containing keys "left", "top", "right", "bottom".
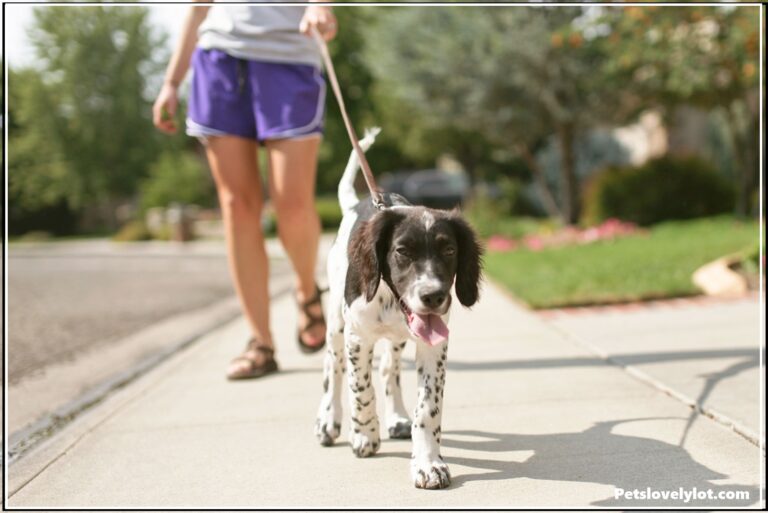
{"left": 396, "top": 247, "right": 411, "bottom": 259}
{"left": 443, "top": 246, "right": 456, "bottom": 257}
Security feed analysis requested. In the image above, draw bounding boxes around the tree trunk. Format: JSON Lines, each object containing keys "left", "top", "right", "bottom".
{"left": 724, "top": 101, "right": 755, "bottom": 217}
{"left": 558, "top": 123, "right": 579, "bottom": 225}
{"left": 516, "top": 143, "right": 561, "bottom": 219}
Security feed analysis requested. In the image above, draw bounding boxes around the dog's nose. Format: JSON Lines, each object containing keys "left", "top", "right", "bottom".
{"left": 420, "top": 290, "right": 447, "bottom": 309}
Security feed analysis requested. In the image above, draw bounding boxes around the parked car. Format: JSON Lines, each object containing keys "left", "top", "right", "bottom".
{"left": 379, "top": 169, "right": 470, "bottom": 209}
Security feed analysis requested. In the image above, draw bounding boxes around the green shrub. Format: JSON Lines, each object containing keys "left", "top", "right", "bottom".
{"left": 582, "top": 156, "right": 735, "bottom": 226}
{"left": 259, "top": 197, "right": 341, "bottom": 236}
{"left": 112, "top": 220, "right": 152, "bottom": 242}
{"left": 465, "top": 178, "right": 551, "bottom": 239}
{"left": 140, "top": 151, "right": 216, "bottom": 211}
{"left": 16, "top": 230, "right": 53, "bottom": 242}
{"left": 315, "top": 196, "right": 343, "bottom": 230}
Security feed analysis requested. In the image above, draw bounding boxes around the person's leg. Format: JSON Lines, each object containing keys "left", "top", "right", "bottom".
{"left": 204, "top": 135, "right": 274, "bottom": 373}
{"left": 265, "top": 135, "right": 325, "bottom": 348}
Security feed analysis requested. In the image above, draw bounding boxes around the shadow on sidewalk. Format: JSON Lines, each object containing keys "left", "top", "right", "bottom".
{"left": 440, "top": 420, "right": 759, "bottom": 507}
{"left": 678, "top": 353, "right": 759, "bottom": 447}
{"left": 436, "top": 347, "right": 759, "bottom": 372}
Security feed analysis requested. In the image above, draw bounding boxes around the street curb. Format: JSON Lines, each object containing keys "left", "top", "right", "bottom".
{"left": 6, "top": 283, "right": 293, "bottom": 473}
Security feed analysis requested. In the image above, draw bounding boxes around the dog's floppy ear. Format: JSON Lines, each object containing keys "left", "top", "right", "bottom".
{"left": 449, "top": 214, "right": 484, "bottom": 307}
{"left": 348, "top": 209, "right": 403, "bottom": 302}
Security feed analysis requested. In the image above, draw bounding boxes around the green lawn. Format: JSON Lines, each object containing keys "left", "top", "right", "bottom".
{"left": 484, "top": 216, "right": 760, "bottom": 309}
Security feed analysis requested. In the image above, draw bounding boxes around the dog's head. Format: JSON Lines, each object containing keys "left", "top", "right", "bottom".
{"left": 348, "top": 206, "right": 483, "bottom": 343}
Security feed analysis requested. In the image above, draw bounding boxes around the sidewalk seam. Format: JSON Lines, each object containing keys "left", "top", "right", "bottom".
{"left": 543, "top": 318, "right": 763, "bottom": 449}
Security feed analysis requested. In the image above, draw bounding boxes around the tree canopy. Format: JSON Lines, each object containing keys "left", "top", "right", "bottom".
{"left": 9, "top": 6, "right": 167, "bottom": 228}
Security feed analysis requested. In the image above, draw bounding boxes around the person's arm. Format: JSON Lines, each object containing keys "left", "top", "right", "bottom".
{"left": 299, "top": 1, "right": 337, "bottom": 41}
{"left": 152, "top": 2, "right": 211, "bottom": 134}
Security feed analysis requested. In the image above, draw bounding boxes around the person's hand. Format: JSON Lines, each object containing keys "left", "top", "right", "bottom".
{"left": 300, "top": 5, "right": 337, "bottom": 42}
{"left": 152, "top": 82, "right": 179, "bottom": 134}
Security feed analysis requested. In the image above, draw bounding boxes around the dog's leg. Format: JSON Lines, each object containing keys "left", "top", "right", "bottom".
{"left": 380, "top": 340, "right": 411, "bottom": 439}
{"left": 345, "top": 326, "right": 380, "bottom": 457}
{"left": 315, "top": 314, "right": 345, "bottom": 446}
{"left": 411, "top": 340, "right": 450, "bottom": 489}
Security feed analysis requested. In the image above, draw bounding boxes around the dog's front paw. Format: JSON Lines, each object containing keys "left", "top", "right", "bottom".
{"left": 411, "top": 457, "right": 451, "bottom": 489}
{"left": 350, "top": 429, "right": 380, "bottom": 457}
{"left": 387, "top": 417, "right": 412, "bottom": 439}
{"left": 315, "top": 417, "right": 341, "bottom": 447}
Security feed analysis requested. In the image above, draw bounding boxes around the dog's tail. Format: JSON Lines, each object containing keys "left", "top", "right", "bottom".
{"left": 338, "top": 127, "right": 381, "bottom": 213}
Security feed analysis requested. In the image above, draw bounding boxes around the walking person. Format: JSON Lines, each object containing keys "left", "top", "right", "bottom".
{"left": 152, "top": 1, "right": 338, "bottom": 379}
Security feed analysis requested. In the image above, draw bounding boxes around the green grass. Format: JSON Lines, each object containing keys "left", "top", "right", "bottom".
{"left": 484, "top": 216, "right": 760, "bottom": 309}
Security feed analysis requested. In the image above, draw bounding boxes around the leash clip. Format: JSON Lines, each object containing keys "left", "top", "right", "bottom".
{"left": 373, "top": 195, "right": 387, "bottom": 211}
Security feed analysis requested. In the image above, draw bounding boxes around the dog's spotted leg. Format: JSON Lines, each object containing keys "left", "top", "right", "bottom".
{"left": 345, "top": 326, "right": 380, "bottom": 457}
{"left": 315, "top": 323, "right": 345, "bottom": 446}
{"left": 411, "top": 340, "right": 450, "bottom": 489}
{"left": 380, "top": 340, "right": 411, "bottom": 439}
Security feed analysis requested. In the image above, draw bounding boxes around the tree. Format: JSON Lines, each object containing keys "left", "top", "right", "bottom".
{"left": 316, "top": 7, "right": 388, "bottom": 194}
{"left": 364, "top": 6, "right": 623, "bottom": 224}
{"left": 9, "top": 6, "right": 167, "bottom": 229}
{"left": 596, "top": 5, "right": 760, "bottom": 215}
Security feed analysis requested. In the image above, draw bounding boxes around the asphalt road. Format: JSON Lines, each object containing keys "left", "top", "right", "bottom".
{"left": 7, "top": 240, "right": 291, "bottom": 384}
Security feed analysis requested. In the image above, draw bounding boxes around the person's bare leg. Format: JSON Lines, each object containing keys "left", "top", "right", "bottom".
{"left": 204, "top": 136, "right": 274, "bottom": 373}
{"left": 266, "top": 135, "right": 325, "bottom": 347}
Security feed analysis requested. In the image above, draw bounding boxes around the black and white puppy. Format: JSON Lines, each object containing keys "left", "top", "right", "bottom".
{"left": 315, "top": 129, "right": 483, "bottom": 489}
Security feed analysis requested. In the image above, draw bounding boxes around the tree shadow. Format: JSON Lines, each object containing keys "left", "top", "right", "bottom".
{"left": 440, "top": 420, "right": 760, "bottom": 507}
{"left": 678, "top": 352, "right": 760, "bottom": 447}
{"left": 403, "top": 346, "right": 759, "bottom": 372}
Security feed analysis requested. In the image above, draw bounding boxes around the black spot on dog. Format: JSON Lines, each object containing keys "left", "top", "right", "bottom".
{"left": 323, "top": 377, "right": 329, "bottom": 392}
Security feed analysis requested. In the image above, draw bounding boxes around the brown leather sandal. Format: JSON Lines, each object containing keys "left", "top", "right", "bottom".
{"left": 297, "top": 285, "right": 327, "bottom": 354}
{"left": 226, "top": 338, "right": 278, "bottom": 380}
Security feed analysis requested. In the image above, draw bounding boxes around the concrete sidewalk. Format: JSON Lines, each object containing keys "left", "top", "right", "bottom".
{"left": 6, "top": 283, "right": 763, "bottom": 508}
{"left": 542, "top": 295, "right": 763, "bottom": 446}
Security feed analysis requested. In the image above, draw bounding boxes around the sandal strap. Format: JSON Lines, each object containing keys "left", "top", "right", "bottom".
{"left": 296, "top": 285, "right": 327, "bottom": 344}
{"left": 246, "top": 337, "right": 274, "bottom": 354}
{"left": 298, "top": 285, "right": 326, "bottom": 309}
{"left": 297, "top": 286, "right": 327, "bottom": 323}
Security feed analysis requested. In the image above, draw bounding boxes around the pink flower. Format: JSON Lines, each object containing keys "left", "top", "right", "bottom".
{"left": 487, "top": 235, "right": 517, "bottom": 252}
{"left": 523, "top": 235, "right": 545, "bottom": 251}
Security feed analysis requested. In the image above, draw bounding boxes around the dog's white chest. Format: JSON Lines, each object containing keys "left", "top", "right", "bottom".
{"left": 344, "top": 285, "right": 411, "bottom": 341}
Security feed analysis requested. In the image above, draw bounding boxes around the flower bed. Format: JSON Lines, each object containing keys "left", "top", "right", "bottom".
{"left": 487, "top": 218, "right": 643, "bottom": 253}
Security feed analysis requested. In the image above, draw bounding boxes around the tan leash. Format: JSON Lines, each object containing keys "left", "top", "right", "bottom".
{"left": 311, "top": 28, "right": 386, "bottom": 210}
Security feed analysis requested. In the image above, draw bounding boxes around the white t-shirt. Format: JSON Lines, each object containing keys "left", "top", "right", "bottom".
{"left": 197, "top": 4, "right": 322, "bottom": 68}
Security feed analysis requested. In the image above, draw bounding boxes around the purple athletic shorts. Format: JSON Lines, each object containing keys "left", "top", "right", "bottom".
{"left": 186, "top": 48, "right": 325, "bottom": 142}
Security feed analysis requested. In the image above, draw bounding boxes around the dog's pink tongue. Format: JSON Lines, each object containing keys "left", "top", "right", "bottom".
{"left": 407, "top": 313, "right": 449, "bottom": 346}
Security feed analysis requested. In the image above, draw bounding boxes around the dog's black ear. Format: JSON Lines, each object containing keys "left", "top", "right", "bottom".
{"left": 348, "top": 209, "right": 403, "bottom": 302}
{"left": 449, "top": 214, "right": 484, "bottom": 307}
